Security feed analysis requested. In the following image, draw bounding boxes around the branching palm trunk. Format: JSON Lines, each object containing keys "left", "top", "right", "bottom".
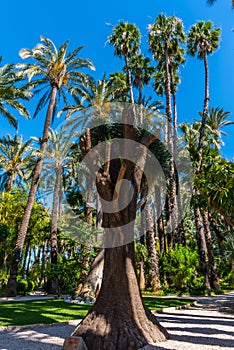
{"left": 6, "top": 86, "right": 58, "bottom": 297}
{"left": 71, "top": 108, "right": 168, "bottom": 349}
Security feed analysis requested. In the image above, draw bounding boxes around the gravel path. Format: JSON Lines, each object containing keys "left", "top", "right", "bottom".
{"left": 0, "top": 292, "right": 233, "bottom": 350}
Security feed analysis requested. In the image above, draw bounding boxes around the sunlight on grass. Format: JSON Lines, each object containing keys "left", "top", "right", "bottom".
{"left": 0, "top": 297, "right": 193, "bottom": 327}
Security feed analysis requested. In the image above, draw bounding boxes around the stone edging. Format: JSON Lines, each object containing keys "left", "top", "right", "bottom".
{"left": 155, "top": 300, "right": 198, "bottom": 314}
{"left": 0, "top": 319, "right": 80, "bottom": 332}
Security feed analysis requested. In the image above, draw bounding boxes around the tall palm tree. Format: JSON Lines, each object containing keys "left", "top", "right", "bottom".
{"left": 187, "top": 21, "right": 220, "bottom": 169}
{"left": 108, "top": 22, "right": 140, "bottom": 106}
{"left": 6, "top": 36, "right": 94, "bottom": 297}
{"left": 187, "top": 21, "right": 221, "bottom": 290}
{"left": 0, "top": 57, "right": 31, "bottom": 128}
{"left": 0, "top": 134, "right": 35, "bottom": 191}
{"left": 148, "top": 14, "right": 186, "bottom": 245}
{"left": 41, "top": 123, "right": 79, "bottom": 265}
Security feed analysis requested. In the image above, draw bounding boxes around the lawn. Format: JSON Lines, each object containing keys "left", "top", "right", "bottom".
{"left": 0, "top": 297, "right": 193, "bottom": 327}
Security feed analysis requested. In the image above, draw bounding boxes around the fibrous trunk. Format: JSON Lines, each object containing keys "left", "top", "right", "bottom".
{"left": 72, "top": 241, "right": 168, "bottom": 350}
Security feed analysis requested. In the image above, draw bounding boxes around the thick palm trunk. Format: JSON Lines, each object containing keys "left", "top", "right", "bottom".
{"left": 6, "top": 86, "right": 57, "bottom": 297}
{"left": 203, "top": 210, "right": 220, "bottom": 290}
{"left": 72, "top": 241, "right": 168, "bottom": 350}
{"left": 71, "top": 108, "right": 167, "bottom": 348}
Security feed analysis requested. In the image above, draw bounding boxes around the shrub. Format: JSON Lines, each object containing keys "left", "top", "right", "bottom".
{"left": 17, "top": 279, "right": 28, "bottom": 295}
{"left": 27, "top": 279, "right": 35, "bottom": 293}
{"left": 161, "top": 244, "right": 203, "bottom": 293}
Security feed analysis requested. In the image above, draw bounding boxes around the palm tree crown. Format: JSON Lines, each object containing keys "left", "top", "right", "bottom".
{"left": 187, "top": 21, "right": 220, "bottom": 59}
{"left": 19, "top": 36, "right": 95, "bottom": 118}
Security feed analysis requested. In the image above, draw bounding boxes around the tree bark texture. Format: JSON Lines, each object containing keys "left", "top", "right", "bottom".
{"left": 72, "top": 243, "right": 168, "bottom": 350}
{"left": 72, "top": 108, "right": 168, "bottom": 348}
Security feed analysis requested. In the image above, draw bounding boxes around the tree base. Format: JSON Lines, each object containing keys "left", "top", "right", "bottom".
{"left": 72, "top": 300, "right": 168, "bottom": 350}
{"left": 72, "top": 245, "right": 168, "bottom": 350}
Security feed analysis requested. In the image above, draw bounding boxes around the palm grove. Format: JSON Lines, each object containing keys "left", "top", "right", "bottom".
{"left": 0, "top": 13, "right": 234, "bottom": 350}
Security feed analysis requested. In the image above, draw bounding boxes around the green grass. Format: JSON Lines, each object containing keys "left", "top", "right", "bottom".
{"left": 0, "top": 297, "right": 193, "bottom": 327}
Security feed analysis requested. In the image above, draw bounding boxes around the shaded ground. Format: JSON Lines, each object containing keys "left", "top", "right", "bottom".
{"left": 0, "top": 292, "right": 233, "bottom": 350}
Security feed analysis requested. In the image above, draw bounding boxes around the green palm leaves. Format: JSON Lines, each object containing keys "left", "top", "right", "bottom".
{"left": 0, "top": 134, "right": 35, "bottom": 191}
{"left": 0, "top": 59, "right": 31, "bottom": 128}
{"left": 108, "top": 22, "right": 140, "bottom": 58}
{"left": 187, "top": 21, "right": 220, "bottom": 59}
{"left": 148, "top": 14, "right": 186, "bottom": 60}
{"left": 18, "top": 36, "right": 95, "bottom": 118}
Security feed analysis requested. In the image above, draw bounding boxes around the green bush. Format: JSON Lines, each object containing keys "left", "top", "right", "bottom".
{"left": 43, "top": 256, "right": 83, "bottom": 296}
{"left": 17, "top": 279, "right": 28, "bottom": 295}
{"left": 27, "top": 279, "right": 35, "bottom": 293}
{"left": 161, "top": 244, "right": 203, "bottom": 293}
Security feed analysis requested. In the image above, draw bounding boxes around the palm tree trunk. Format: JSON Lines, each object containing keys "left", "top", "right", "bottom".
{"left": 124, "top": 55, "right": 135, "bottom": 106}
{"left": 164, "top": 47, "right": 177, "bottom": 244}
{"left": 194, "top": 205, "right": 210, "bottom": 290}
{"left": 170, "top": 65, "right": 186, "bottom": 245}
{"left": 6, "top": 85, "right": 58, "bottom": 297}
{"left": 51, "top": 166, "right": 62, "bottom": 265}
{"left": 193, "top": 51, "right": 211, "bottom": 291}
{"left": 208, "top": 211, "right": 223, "bottom": 244}
{"left": 197, "top": 52, "right": 209, "bottom": 171}
{"left": 71, "top": 108, "right": 168, "bottom": 348}
{"left": 155, "top": 185, "right": 165, "bottom": 253}
{"left": 6, "top": 171, "right": 14, "bottom": 192}
{"left": 146, "top": 199, "right": 162, "bottom": 292}
{"left": 203, "top": 210, "right": 220, "bottom": 290}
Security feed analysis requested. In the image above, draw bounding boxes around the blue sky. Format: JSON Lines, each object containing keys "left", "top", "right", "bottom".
{"left": 0, "top": 0, "right": 233, "bottom": 160}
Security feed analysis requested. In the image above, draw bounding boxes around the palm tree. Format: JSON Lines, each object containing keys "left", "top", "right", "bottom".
{"left": 148, "top": 14, "right": 186, "bottom": 245}
{"left": 41, "top": 123, "right": 78, "bottom": 263}
{"left": 0, "top": 134, "right": 35, "bottom": 191}
{"left": 6, "top": 36, "right": 94, "bottom": 297}
{"left": 108, "top": 22, "right": 140, "bottom": 106}
{"left": 187, "top": 21, "right": 220, "bottom": 291}
{"left": 187, "top": 21, "right": 220, "bottom": 169}
{"left": 71, "top": 107, "right": 168, "bottom": 348}
{"left": 0, "top": 57, "right": 31, "bottom": 128}
{"left": 199, "top": 107, "right": 234, "bottom": 149}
